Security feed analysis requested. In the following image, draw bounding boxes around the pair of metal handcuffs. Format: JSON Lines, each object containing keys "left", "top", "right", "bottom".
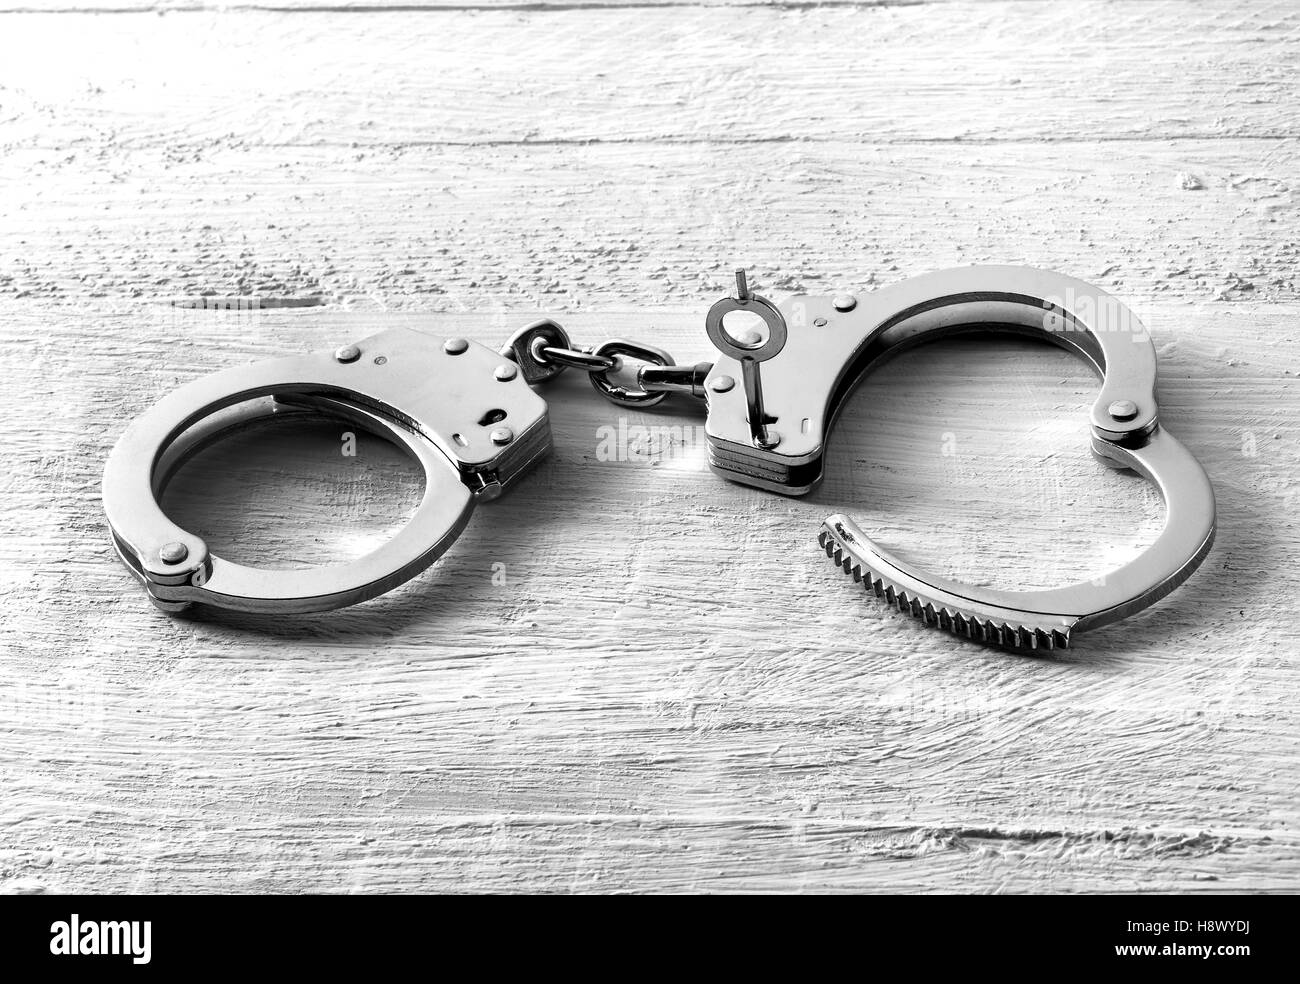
{"left": 103, "top": 266, "right": 1216, "bottom": 649}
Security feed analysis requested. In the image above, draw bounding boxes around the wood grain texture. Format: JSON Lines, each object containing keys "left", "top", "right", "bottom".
{"left": 7, "top": 2, "right": 1300, "bottom": 148}
{"left": 1, "top": 0, "right": 1297, "bottom": 893}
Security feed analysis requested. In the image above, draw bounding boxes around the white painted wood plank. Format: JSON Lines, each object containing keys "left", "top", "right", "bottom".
{"left": 3, "top": 140, "right": 1295, "bottom": 307}
{"left": 3, "top": 2, "right": 1297, "bottom": 149}
{"left": 1, "top": 0, "right": 1297, "bottom": 893}
{"left": 1, "top": 301, "right": 1295, "bottom": 892}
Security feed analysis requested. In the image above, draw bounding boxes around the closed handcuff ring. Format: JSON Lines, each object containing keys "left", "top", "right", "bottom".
{"left": 102, "top": 328, "right": 550, "bottom": 613}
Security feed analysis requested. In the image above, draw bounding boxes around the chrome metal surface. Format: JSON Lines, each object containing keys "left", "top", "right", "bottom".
{"left": 1108, "top": 399, "right": 1140, "bottom": 421}
{"left": 499, "top": 318, "right": 572, "bottom": 384}
{"left": 158, "top": 541, "right": 188, "bottom": 565}
{"left": 104, "top": 263, "right": 1215, "bottom": 645}
{"left": 587, "top": 338, "right": 675, "bottom": 407}
{"left": 638, "top": 361, "right": 713, "bottom": 399}
{"left": 705, "top": 270, "right": 788, "bottom": 448}
{"left": 702, "top": 264, "right": 1216, "bottom": 648}
{"left": 506, "top": 320, "right": 708, "bottom": 409}
{"left": 539, "top": 345, "right": 619, "bottom": 374}
{"left": 103, "top": 329, "right": 551, "bottom": 614}
{"left": 704, "top": 270, "right": 789, "bottom": 364}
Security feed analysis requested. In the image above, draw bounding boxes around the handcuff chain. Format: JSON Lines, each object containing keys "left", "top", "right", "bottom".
{"left": 500, "top": 320, "right": 712, "bottom": 409}
{"left": 535, "top": 342, "right": 618, "bottom": 374}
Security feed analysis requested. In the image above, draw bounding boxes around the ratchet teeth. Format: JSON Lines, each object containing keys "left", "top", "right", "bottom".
{"left": 818, "top": 528, "right": 1071, "bottom": 651}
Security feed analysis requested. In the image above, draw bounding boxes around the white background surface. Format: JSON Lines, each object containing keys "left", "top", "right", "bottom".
{"left": 1, "top": 0, "right": 1296, "bottom": 892}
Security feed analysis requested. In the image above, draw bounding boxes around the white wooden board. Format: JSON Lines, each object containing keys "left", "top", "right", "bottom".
{"left": 0, "top": 0, "right": 1296, "bottom": 893}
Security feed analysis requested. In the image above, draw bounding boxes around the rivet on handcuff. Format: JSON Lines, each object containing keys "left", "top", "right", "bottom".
{"left": 102, "top": 265, "right": 1216, "bottom": 648}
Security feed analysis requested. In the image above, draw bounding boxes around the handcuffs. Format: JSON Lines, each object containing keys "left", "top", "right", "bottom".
{"left": 103, "top": 265, "right": 1215, "bottom": 649}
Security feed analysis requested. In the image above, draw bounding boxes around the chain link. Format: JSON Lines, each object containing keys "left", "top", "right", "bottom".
{"left": 500, "top": 321, "right": 711, "bottom": 409}
{"left": 535, "top": 343, "right": 618, "bottom": 374}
